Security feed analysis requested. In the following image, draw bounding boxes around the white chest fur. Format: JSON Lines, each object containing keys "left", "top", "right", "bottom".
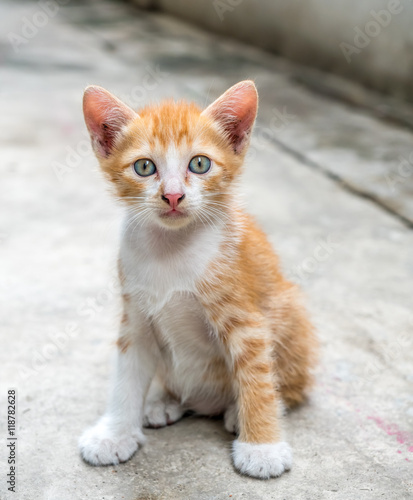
{"left": 119, "top": 217, "right": 231, "bottom": 412}
{"left": 119, "top": 217, "right": 225, "bottom": 312}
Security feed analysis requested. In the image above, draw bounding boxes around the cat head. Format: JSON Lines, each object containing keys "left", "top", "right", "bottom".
{"left": 83, "top": 81, "right": 258, "bottom": 230}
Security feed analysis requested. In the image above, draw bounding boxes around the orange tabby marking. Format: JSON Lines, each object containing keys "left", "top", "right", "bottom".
{"left": 79, "top": 80, "right": 317, "bottom": 479}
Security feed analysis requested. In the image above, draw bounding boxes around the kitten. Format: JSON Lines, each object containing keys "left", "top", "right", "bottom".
{"left": 78, "top": 81, "right": 317, "bottom": 479}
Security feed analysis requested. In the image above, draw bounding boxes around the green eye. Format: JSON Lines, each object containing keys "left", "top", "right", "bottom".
{"left": 189, "top": 155, "right": 211, "bottom": 174}
{"left": 133, "top": 159, "right": 156, "bottom": 177}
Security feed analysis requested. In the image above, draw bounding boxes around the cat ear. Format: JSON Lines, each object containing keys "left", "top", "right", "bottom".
{"left": 83, "top": 85, "right": 137, "bottom": 158}
{"left": 202, "top": 80, "right": 258, "bottom": 154}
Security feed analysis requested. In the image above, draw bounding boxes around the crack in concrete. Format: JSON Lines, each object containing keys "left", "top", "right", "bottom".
{"left": 267, "top": 135, "right": 413, "bottom": 230}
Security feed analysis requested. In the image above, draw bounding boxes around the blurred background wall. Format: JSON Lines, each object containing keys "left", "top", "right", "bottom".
{"left": 132, "top": 0, "right": 413, "bottom": 103}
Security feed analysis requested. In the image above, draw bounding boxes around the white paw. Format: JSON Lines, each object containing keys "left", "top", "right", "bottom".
{"left": 232, "top": 440, "right": 292, "bottom": 479}
{"left": 78, "top": 417, "right": 145, "bottom": 466}
{"left": 143, "top": 399, "right": 184, "bottom": 428}
{"left": 224, "top": 405, "right": 238, "bottom": 434}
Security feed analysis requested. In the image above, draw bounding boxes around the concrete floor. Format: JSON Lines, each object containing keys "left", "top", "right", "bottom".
{"left": 0, "top": 1, "right": 412, "bottom": 499}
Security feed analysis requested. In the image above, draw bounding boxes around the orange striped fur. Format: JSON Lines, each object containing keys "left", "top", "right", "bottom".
{"left": 79, "top": 81, "right": 317, "bottom": 478}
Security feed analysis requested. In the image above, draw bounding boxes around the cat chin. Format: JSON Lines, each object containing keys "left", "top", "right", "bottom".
{"left": 156, "top": 213, "right": 193, "bottom": 230}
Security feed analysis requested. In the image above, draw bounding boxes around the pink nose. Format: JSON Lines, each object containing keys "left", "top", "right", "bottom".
{"left": 162, "top": 193, "right": 185, "bottom": 210}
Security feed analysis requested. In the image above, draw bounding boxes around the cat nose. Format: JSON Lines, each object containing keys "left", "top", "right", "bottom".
{"left": 161, "top": 193, "right": 185, "bottom": 209}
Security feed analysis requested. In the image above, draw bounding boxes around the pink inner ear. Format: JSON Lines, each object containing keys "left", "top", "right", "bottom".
{"left": 83, "top": 86, "right": 136, "bottom": 157}
{"left": 203, "top": 81, "right": 258, "bottom": 154}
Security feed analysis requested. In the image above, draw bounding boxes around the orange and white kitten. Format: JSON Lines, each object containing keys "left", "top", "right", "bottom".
{"left": 78, "top": 81, "right": 317, "bottom": 479}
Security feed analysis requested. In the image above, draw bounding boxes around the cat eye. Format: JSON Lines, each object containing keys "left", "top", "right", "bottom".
{"left": 188, "top": 155, "right": 211, "bottom": 175}
{"left": 133, "top": 159, "right": 156, "bottom": 177}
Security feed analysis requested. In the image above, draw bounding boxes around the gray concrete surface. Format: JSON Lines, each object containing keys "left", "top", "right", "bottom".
{"left": 1, "top": 1, "right": 412, "bottom": 499}
{"left": 133, "top": 0, "right": 413, "bottom": 103}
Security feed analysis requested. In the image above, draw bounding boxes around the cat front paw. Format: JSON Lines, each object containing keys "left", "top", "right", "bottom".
{"left": 232, "top": 440, "right": 292, "bottom": 479}
{"left": 78, "top": 417, "right": 145, "bottom": 466}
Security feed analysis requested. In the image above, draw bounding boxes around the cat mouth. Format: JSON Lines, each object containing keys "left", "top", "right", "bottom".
{"left": 160, "top": 209, "right": 188, "bottom": 218}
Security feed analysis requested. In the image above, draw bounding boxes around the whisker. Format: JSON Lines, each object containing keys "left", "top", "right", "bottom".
{"left": 123, "top": 207, "right": 153, "bottom": 235}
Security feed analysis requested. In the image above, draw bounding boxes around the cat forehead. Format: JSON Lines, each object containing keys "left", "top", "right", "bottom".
{"left": 119, "top": 100, "right": 227, "bottom": 166}
{"left": 136, "top": 100, "right": 207, "bottom": 146}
